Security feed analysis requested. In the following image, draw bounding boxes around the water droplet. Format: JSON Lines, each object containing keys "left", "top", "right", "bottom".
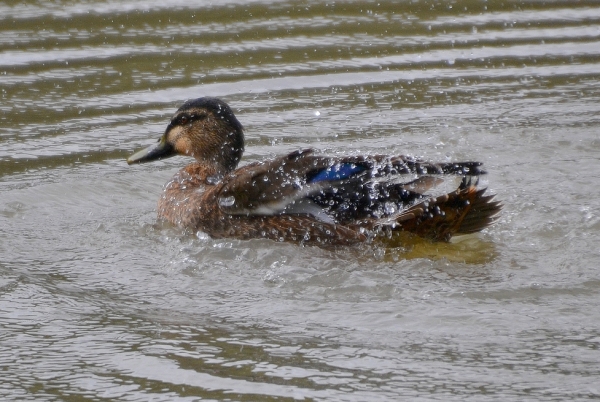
{"left": 219, "top": 195, "right": 235, "bottom": 207}
{"left": 206, "top": 174, "right": 223, "bottom": 185}
{"left": 384, "top": 202, "right": 397, "bottom": 215}
{"left": 196, "top": 231, "right": 210, "bottom": 240}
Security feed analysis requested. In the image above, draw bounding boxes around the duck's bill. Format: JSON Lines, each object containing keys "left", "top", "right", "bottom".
{"left": 127, "top": 140, "right": 175, "bottom": 165}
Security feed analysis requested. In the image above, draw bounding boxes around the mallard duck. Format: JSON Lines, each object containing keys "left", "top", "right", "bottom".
{"left": 127, "top": 97, "right": 501, "bottom": 246}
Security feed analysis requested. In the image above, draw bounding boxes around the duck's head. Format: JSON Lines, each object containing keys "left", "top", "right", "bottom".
{"left": 127, "top": 97, "right": 244, "bottom": 174}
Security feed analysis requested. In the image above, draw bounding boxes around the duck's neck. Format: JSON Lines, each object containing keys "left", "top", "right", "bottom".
{"left": 159, "top": 161, "right": 230, "bottom": 227}
{"left": 165, "top": 162, "right": 228, "bottom": 192}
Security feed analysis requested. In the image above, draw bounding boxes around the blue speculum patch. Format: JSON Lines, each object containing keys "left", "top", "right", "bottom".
{"left": 308, "top": 163, "right": 367, "bottom": 183}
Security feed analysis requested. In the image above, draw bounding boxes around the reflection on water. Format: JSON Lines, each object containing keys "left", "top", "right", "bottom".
{"left": 2, "top": 0, "right": 600, "bottom": 400}
{"left": 379, "top": 234, "right": 499, "bottom": 264}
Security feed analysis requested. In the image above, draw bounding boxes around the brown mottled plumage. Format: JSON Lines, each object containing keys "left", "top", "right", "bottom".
{"left": 127, "top": 97, "right": 501, "bottom": 247}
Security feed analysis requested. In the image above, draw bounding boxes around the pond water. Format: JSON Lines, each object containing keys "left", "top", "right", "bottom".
{"left": 2, "top": 0, "right": 600, "bottom": 400}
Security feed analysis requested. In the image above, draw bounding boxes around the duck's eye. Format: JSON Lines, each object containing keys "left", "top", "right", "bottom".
{"left": 179, "top": 115, "right": 189, "bottom": 125}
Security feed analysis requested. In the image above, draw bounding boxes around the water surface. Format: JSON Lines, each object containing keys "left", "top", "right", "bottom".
{"left": 2, "top": 0, "right": 600, "bottom": 400}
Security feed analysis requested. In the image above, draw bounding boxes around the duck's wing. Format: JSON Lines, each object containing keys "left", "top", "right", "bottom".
{"left": 216, "top": 149, "right": 362, "bottom": 217}
{"left": 381, "top": 154, "right": 485, "bottom": 176}
{"left": 216, "top": 149, "right": 487, "bottom": 221}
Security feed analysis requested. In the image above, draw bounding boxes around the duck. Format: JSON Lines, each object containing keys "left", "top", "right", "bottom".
{"left": 127, "top": 97, "right": 501, "bottom": 247}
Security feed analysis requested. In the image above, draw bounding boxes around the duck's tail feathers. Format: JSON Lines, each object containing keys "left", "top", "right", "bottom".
{"left": 381, "top": 179, "right": 502, "bottom": 241}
